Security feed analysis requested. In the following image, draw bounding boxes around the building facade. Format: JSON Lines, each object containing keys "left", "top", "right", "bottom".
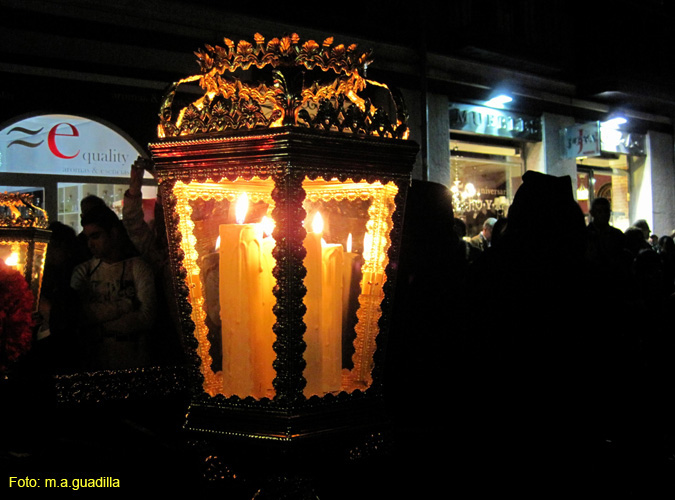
{"left": 2, "top": 1, "right": 674, "bottom": 238}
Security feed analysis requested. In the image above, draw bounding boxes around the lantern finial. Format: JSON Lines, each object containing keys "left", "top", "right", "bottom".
{"left": 0, "top": 192, "right": 48, "bottom": 229}
{"left": 158, "top": 33, "right": 409, "bottom": 140}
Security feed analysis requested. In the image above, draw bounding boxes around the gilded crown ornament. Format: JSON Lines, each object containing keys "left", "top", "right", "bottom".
{"left": 0, "top": 192, "right": 48, "bottom": 229}
{"left": 158, "top": 33, "right": 409, "bottom": 139}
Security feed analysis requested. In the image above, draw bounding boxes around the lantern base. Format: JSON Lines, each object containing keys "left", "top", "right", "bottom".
{"left": 183, "top": 400, "right": 396, "bottom": 496}
{"left": 184, "top": 396, "right": 389, "bottom": 443}
{"left": 53, "top": 365, "right": 189, "bottom": 404}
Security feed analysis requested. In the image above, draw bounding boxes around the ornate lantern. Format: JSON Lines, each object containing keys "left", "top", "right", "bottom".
{"left": 0, "top": 192, "right": 50, "bottom": 310}
{"left": 149, "top": 34, "right": 418, "bottom": 455}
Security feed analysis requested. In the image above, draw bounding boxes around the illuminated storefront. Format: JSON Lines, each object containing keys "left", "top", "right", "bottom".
{"left": 448, "top": 103, "right": 541, "bottom": 238}
{"left": 565, "top": 121, "right": 645, "bottom": 231}
{"left": 0, "top": 113, "right": 154, "bottom": 233}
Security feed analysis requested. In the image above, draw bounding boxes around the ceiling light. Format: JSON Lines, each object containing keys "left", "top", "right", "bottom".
{"left": 602, "top": 116, "right": 627, "bottom": 129}
{"left": 485, "top": 94, "right": 513, "bottom": 109}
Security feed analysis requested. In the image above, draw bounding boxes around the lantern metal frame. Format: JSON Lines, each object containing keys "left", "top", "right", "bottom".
{"left": 148, "top": 33, "right": 418, "bottom": 445}
{"left": 150, "top": 127, "right": 417, "bottom": 442}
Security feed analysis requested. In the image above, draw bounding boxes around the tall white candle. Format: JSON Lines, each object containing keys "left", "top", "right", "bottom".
{"left": 219, "top": 194, "right": 276, "bottom": 399}
{"left": 302, "top": 212, "right": 345, "bottom": 396}
{"left": 320, "top": 238, "right": 343, "bottom": 392}
{"left": 342, "top": 233, "right": 363, "bottom": 366}
{"left": 302, "top": 212, "right": 324, "bottom": 396}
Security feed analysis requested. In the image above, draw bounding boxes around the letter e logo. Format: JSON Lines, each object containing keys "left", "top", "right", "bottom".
{"left": 48, "top": 123, "right": 80, "bottom": 159}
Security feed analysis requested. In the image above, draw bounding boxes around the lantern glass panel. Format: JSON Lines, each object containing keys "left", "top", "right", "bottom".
{"left": 301, "top": 177, "right": 398, "bottom": 397}
{"left": 173, "top": 177, "right": 277, "bottom": 399}
{"left": 0, "top": 241, "right": 29, "bottom": 272}
{"left": 30, "top": 241, "right": 48, "bottom": 301}
{"left": 0, "top": 239, "right": 48, "bottom": 308}
{"left": 170, "top": 174, "right": 399, "bottom": 401}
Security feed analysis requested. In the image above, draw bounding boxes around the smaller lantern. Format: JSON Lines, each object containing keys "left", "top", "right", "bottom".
{"left": 0, "top": 192, "right": 50, "bottom": 310}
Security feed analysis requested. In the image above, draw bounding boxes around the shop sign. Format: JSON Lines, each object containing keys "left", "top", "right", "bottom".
{"left": 563, "top": 121, "right": 601, "bottom": 158}
{"left": 563, "top": 121, "right": 647, "bottom": 158}
{"left": 600, "top": 127, "right": 646, "bottom": 156}
{"left": 0, "top": 114, "right": 146, "bottom": 177}
{"left": 449, "top": 103, "right": 541, "bottom": 141}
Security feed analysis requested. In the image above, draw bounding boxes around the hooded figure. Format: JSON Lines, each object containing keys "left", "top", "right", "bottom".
{"left": 466, "top": 171, "right": 597, "bottom": 489}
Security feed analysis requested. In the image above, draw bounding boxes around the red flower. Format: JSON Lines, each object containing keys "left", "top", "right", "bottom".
{"left": 0, "top": 261, "right": 34, "bottom": 373}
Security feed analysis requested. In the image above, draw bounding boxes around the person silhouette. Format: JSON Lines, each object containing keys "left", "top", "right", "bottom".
{"left": 468, "top": 217, "right": 497, "bottom": 252}
{"left": 658, "top": 235, "right": 675, "bottom": 296}
{"left": 587, "top": 198, "right": 625, "bottom": 255}
{"left": 122, "top": 157, "right": 182, "bottom": 364}
{"left": 386, "top": 180, "right": 466, "bottom": 429}
{"left": 70, "top": 205, "right": 157, "bottom": 371}
{"left": 466, "top": 171, "right": 594, "bottom": 485}
{"left": 36, "top": 221, "right": 81, "bottom": 373}
{"left": 586, "top": 197, "right": 631, "bottom": 293}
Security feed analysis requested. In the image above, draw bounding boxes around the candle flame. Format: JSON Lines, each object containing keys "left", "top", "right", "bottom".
{"left": 347, "top": 233, "right": 353, "bottom": 252}
{"left": 262, "top": 216, "right": 275, "bottom": 237}
{"left": 215, "top": 235, "right": 221, "bottom": 251}
{"left": 5, "top": 252, "right": 19, "bottom": 267}
{"left": 235, "top": 193, "right": 249, "bottom": 224}
{"left": 311, "top": 212, "right": 323, "bottom": 234}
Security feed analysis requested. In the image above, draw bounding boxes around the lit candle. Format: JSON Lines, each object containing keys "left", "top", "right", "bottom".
{"left": 342, "top": 233, "right": 363, "bottom": 367}
{"left": 2, "top": 243, "right": 22, "bottom": 272}
{"left": 219, "top": 194, "right": 276, "bottom": 399}
{"left": 303, "top": 212, "right": 324, "bottom": 396}
{"left": 302, "top": 212, "right": 343, "bottom": 396}
{"left": 5, "top": 251, "right": 20, "bottom": 269}
{"left": 320, "top": 229, "right": 343, "bottom": 392}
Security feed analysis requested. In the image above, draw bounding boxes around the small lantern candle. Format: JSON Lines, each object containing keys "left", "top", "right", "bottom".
{"left": 342, "top": 234, "right": 364, "bottom": 366}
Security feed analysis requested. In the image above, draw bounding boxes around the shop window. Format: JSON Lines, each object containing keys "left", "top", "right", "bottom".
{"left": 450, "top": 143, "right": 523, "bottom": 238}
{"left": 58, "top": 182, "right": 157, "bottom": 233}
{"left": 577, "top": 155, "right": 630, "bottom": 231}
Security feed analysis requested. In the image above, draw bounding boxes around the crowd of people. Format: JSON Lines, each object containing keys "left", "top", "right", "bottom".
{"left": 387, "top": 172, "right": 675, "bottom": 491}
{"left": 8, "top": 164, "right": 675, "bottom": 489}
{"left": 35, "top": 157, "right": 180, "bottom": 374}
{"left": 28, "top": 165, "right": 675, "bottom": 424}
